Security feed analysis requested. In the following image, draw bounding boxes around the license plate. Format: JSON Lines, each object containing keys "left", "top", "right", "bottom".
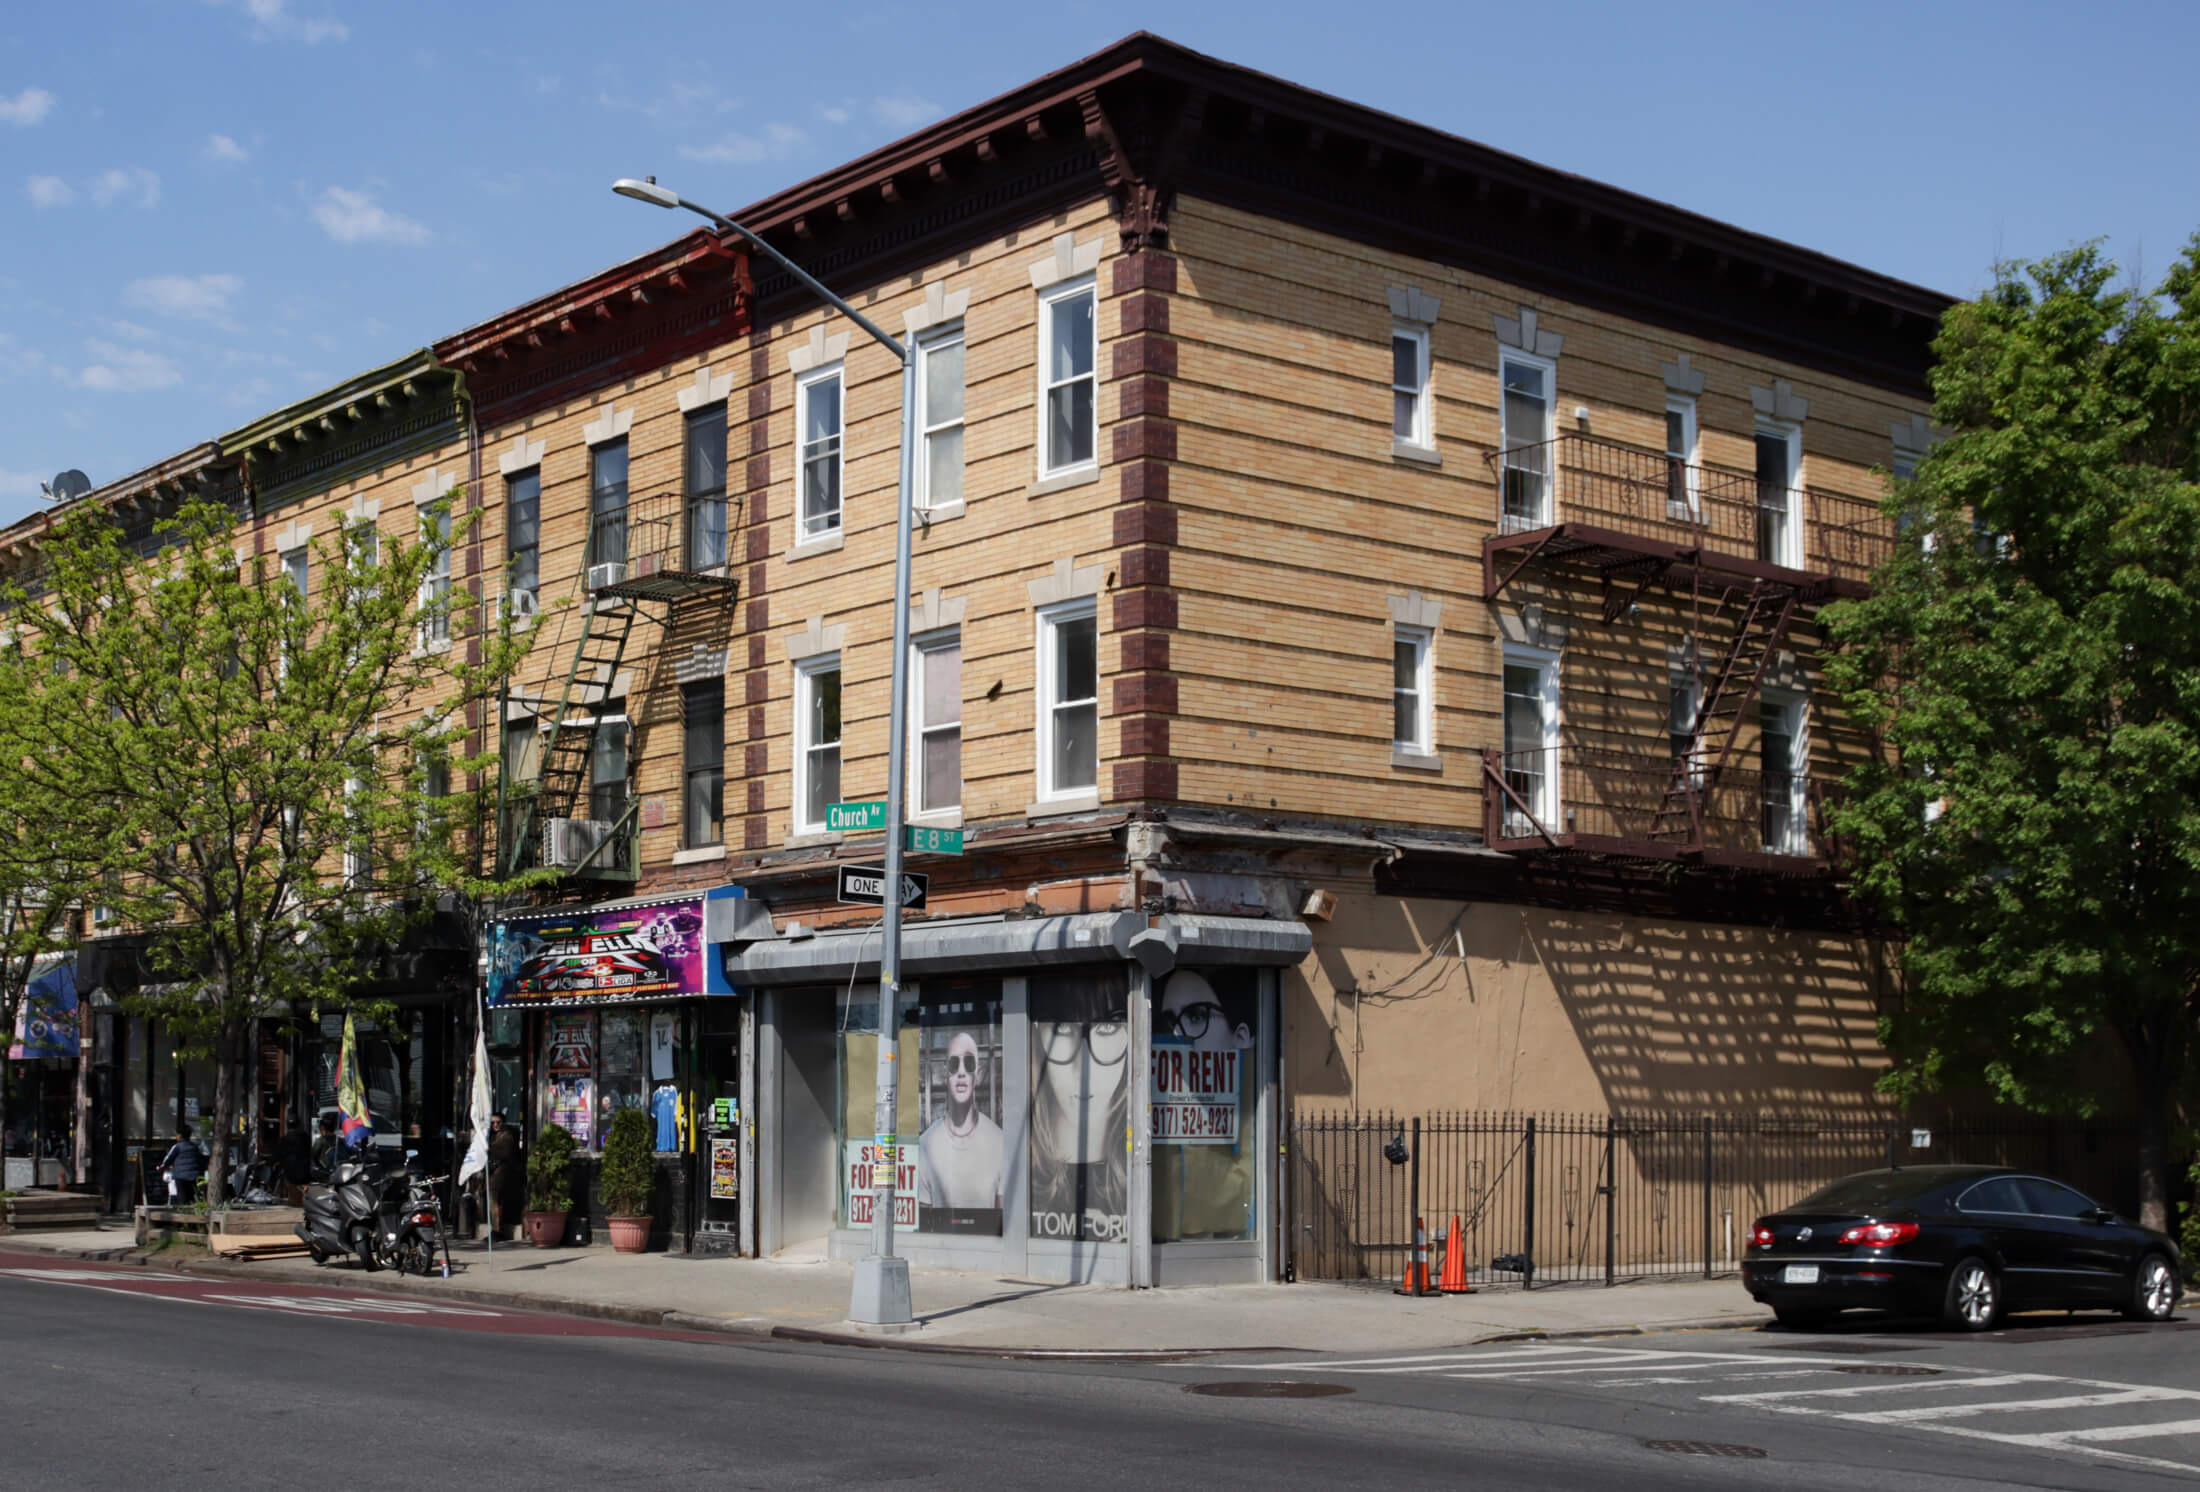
{"left": 1782, "top": 1265, "right": 1820, "bottom": 1285}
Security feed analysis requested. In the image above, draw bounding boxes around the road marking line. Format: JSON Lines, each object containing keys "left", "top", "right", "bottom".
{"left": 1766, "top": 1416, "right": 2200, "bottom": 1477}
{"left": 1707, "top": 1373, "right": 2048, "bottom": 1404}
{"left": 1588, "top": 1370, "right": 1843, "bottom": 1387}
{"left": 2031, "top": 1417, "right": 2200, "bottom": 1445}
{"left": 1840, "top": 1388, "right": 2188, "bottom": 1424}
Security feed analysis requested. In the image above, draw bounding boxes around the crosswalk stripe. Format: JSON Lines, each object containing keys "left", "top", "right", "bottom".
{"left": 1840, "top": 1388, "right": 2187, "bottom": 1424}
{"left": 2030, "top": 1417, "right": 2200, "bottom": 1446}
{"left": 1707, "top": 1373, "right": 2048, "bottom": 1404}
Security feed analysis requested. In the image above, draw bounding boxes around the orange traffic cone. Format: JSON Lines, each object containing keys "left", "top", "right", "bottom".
{"left": 1438, "top": 1214, "right": 1474, "bottom": 1294}
{"left": 1393, "top": 1215, "right": 1431, "bottom": 1296}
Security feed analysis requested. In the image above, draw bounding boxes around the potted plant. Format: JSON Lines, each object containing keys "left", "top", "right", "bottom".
{"left": 523, "top": 1122, "right": 576, "bottom": 1248}
{"left": 599, "top": 1107, "right": 655, "bottom": 1254}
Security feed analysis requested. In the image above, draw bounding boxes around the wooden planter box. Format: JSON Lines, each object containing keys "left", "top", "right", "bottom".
{"left": 4, "top": 1189, "right": 100, "bottom": 1232}
{"left": 208, "top": 1207, "right": 308, "bottom": 1258}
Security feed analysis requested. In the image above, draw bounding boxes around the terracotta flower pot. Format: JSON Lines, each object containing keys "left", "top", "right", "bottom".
{"left": 523, "top": 1210, "right": 567, "bottom": 1248}
{"left": 608, "top": 1215, "right": 652, "bottom": 1254}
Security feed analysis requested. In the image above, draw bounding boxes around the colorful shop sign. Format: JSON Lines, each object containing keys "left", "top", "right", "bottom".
{"left": 488, "top": 895, "right": 712, "bottom": 1007}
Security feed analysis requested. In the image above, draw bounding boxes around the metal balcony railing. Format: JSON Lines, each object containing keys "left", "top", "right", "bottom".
{"left": 1486, "top": 434, "right": 1895, "bottom": 590}
{"left": 1482, "top": 743, "right": 1830, "bottom": 864}
{"left": 584, "top": 487, "right": 738, "bottom": 603}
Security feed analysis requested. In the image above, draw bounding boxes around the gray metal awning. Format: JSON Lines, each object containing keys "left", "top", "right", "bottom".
{"left": 719, "top": 911, "right": 1310, "bottom": 987}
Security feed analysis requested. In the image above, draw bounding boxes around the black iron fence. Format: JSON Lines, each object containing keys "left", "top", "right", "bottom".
{"left": 1287, "top": 1109, "right": 2138, "bottom": 1288}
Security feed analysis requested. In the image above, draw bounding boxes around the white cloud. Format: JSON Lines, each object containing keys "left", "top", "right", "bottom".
{"left": 0, "top": 87, "right": 55, "bottom": 126}
{"left": 311, "top": 185, "right": 429, "bottom": 245}
{"left": 90, "top": 167, "right": 161, "bottom": 209}
{"left": 26, "top": 175, "right": 74, "bottom": 208}
{"left": 217, "top": 0, "right": 349, "bottom": 44}
{"left": 74, "top": 340, "right": 182, "bottom": 393}
{"left": 678, "top": 122, "right": 804, "bottom": 166}
{"left": 871, "top": 95, "right": 937, "bottom": 131}
{"left": 125, "top": 273, "right": 244, "bottom": 321}
{"left": 204, "top": 133, "right": 249, "bottom": 164}
{"left": 99, "top": 319, "right": 159, "bottom": 342}
{"left": 0, "top": 469, "right": 44, "bottom": 501}
{"left": 819, "top": 104, "right": 851, "bottom": 126}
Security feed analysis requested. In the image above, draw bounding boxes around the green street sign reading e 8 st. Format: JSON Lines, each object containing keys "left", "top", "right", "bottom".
{"left": 826, "top": 800, "right": 887, "bottom": 833}
{"left": 904, "top": 824, "right": 964, "bottom": 856}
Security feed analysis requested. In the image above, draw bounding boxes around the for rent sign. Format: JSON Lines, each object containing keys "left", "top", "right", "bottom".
{"left": 1151, "top": 1041, "right": 1241, "bottom": 1144}
{"left": 844, "top": 1140, "right": 920, "bottom": 1230}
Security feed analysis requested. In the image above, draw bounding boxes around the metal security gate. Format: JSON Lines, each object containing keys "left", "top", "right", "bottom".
{"left": 1286, "top": 1110, "right": 2137, "bottom": 1287}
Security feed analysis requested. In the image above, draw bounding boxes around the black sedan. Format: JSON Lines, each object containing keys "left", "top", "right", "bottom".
{"left": 1744, "top": 1164, "right": 2182, "bottom": 1331}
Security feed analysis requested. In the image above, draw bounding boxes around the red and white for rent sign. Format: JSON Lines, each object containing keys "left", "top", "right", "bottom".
{"left": 1151, "top": 1043, "right": 1240, "bottom": 1145}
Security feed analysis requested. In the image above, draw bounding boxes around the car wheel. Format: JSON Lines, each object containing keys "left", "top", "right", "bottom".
{"left": 1773, "top": 1305, "right": 1830, "bottom": 1331}
{"left": 1942, "top": 1256, "right": 2000, "bottom": 1330}
{"left": 2123, "top": 1253, "right": 2178, "bottom": 1323}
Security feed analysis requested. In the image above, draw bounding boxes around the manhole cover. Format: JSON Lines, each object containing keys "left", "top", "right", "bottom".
{"left": 1833, "top": 1363, "right": 1941, "bottom": 1376}
{"left": 1185, "top": 1381, "right": 1354, "bottom": 1399}
{"left": 1644, "top": 1441, "right": 1767, "bottom": 1459}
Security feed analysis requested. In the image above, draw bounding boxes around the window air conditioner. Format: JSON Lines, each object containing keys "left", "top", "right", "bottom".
{"left": 587, "top": 562, "right": 626, "bottom": 591}
{"left": 540, "top": 817, "right": 611, "bottom": 870}
{"left": 507, "top": 588, "right": 539, "bottom": 620}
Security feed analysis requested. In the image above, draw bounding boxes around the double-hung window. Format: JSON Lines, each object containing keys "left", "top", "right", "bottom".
{"left": 1038, "top": 279, "right": 1096, "bottom": 476}
{"left": 343, "top": 776, "right": 370, "bottom": 891}
{"left": 1036, "top": 601, "right": 1097, "bottom": 801}
{"left": 794, "top": 657, "right": 842, "bottom": 833}
{"left": 590, "top": 439, "right": 629, "bottom": 573}
{"left": 682, "top": 683, "right": 723, "bottom": 849}
{"left": 592, "top": 716, "right": 630, "bottom": 826}
{"left": 913, "top": 632, "right": 962, "bottom": 815}
{"left": 685, "top": 406, "right": 728, "bottom": 570}
{"left": 1670, "top": 667, "right": 1703, "bottom": 787}
{"left": 506, "top": 470, "right": 540, "bottom": 604}
{"left": 1754, "top": 423, "right": 1801, "bottom": 569}
{"left": 1760, "top": 693, "right": 1808, "bottom": 855}
{"left": 281, "top": 546, "right": 309, "bottom": 600}
{"left": 1499, "top": 354, "right": 1554, "bottom": 529}
{"left": 797, "top": 367, "right": 844, "bottom": 541}
{"left": 1392, "top": 326, "right": 1431, "bottom": 448}
{"left": 278, "top": 546, "right": 308, "bottom": 676}
{"left": 418, "top": 504, "right": 451, "bottom": 650}
{"left": 917, "top": 328, "right": 965, "bottom": 511}
{"left": 1665, "top": 396, "right": 1699, "bottom": 518}
{"left": 1392, "top": 625, "right": 1432, "bottom": 755}
{"left": 1500, "top": 647, "right": 1559, "bottom": 836}
{"left": 501, "top": 720, "right": 541, "bottom": 868}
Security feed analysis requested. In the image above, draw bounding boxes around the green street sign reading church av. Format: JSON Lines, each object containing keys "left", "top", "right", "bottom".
{"left": 825, "top": 800, "right": 964, "bottom": 854}
{"left": 826, "top": 800, "right": 887, "bottom": 833}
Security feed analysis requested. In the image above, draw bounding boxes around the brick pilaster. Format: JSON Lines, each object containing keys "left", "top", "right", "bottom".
{"left": 1110, "top": 252, "right": 1180, "bottom": 804}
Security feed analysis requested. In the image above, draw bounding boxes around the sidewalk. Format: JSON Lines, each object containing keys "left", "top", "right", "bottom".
{"left": 1, "top": 1224, "right": 1771, "bottom": 1355}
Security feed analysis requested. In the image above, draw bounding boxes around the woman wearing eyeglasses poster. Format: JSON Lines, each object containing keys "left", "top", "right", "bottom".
{"left": 917, "top": 1028, "right": 1003, "bottom": 1234}
{"left": 1028, "top": 975, "right": 1130, "bottom": 1243}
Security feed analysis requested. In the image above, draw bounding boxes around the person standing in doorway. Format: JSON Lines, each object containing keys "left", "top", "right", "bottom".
{"left": 486, "top": 1111, "right": 522, "bottom": 1240}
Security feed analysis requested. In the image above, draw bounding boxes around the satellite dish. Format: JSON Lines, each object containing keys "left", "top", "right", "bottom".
{"left": 42, "top": 469, "right": 91, "bottom": 503}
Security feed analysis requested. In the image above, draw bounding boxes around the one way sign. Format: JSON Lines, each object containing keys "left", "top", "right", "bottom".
{"left": 837, "top": 864, "right": 928, "bottom": 910}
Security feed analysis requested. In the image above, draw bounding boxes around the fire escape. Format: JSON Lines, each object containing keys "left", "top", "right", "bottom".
{"left": 1478, "top": 433, "right": 1889, "bottom": 869}
{"left": 499, "top": 488, "right": 736, "bottom": 884}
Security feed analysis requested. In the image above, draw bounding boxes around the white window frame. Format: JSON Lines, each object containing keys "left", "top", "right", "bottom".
{"left": 914, "top": 325, "right": 966, "bottom": 514}
{"left": 1036, "top": 276, "right": 1098, "bottom": 479}
{"left": 1498, "top": 350, "right": 1557, "bottom": 531}
{"left": 796, "top": 364, "right": 845, "bottom": 541}
{"left": 1499, "top": 643, "right": 1560, "bottom": 834}
{"left": 1759, "top": 688, "right": 1810, "bottom": 856}
{"left": 793, "top": 653, "right": 843, "bottom": 835}
{"left": 1034, "top": 598, "right": 1099, "bottom": 804}
{"left": 343, "top": 775, "right": 370, "bottom": 891}
{"left": 1391, "top": 324, "right": 1433, "bottom": 450}
{"left": 1391, "top": 623, "right": 1433, "bottom": 754}
{"left": 1754, "top": 419, "right": 1803, "bottom": 570}
{"left": 908, "top": 629, "right": 963, "bottom": 819}
{"left": 1664, "top": 395, "right": 1700, "bottom": 518}
{"left": 278, "top": 546, "right": 309, "bottom": 678}
{"left": 417, "top": 504, "right": 451, "bottom": 652}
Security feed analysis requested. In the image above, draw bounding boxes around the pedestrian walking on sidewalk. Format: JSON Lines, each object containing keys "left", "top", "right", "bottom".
{"left": 159, "top": 1125, "right": 204, "bottom": 1206}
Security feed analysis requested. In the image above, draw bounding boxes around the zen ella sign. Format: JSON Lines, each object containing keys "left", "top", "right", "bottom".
{"left": 1151, "top": 1041, "right": 1240, "bottom": 1144}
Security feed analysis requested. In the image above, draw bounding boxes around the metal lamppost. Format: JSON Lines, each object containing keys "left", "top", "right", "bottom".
{"left": 614, "top": 176, "right": 918, "bottom": 1327}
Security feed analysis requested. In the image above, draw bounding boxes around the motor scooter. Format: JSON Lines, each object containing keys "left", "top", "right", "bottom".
{"left": 296, "top": 1144, "right": 389, "bottom": 1270}
{"left": 377, "top": 1168, "right": 449, "bottom": 1277}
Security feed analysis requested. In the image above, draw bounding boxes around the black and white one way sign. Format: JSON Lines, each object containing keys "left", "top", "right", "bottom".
{"left": 837, "top": 864, "right": 928, "bottom": 909}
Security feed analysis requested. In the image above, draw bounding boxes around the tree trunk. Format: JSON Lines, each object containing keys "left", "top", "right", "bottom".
{"left": 208, "top": 1016, "right": 241, "bottom": 1209}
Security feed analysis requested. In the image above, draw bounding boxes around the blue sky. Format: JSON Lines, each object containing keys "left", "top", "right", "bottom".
{"left": 3, "top": 0, "right": 2194, "bottom": 527}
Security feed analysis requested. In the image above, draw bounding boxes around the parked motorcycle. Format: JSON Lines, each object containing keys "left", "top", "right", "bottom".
{"left": 380, "top": 1169, "right": 449, "bottom": 1278}
{"left": 296, "top": 1145, "right": 390, "bottom": 1270}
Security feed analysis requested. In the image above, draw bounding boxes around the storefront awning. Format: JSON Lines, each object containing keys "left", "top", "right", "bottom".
{"left": 719, "top": 911, "right": 1311, "bottom": 986}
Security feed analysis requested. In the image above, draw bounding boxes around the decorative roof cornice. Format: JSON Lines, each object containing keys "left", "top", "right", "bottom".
{"left": 220, "top": 349, "right": 466, "bottom": 508}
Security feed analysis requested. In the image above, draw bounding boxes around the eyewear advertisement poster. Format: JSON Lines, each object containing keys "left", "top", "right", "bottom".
{"left": 488, "top": 896, "right": 707, "bottom": 1006}
{"left": 916, "top": 984, "right": 1004, "bottom": 1235}
{"left": 1028, "top": 971, "right": 1129, "bottom": 1244}
{"left": 709, "top": 1137, "right": 740, "bottom": 1201}
{"left": 844, "top": 1140, "right": 919, "bottom": 1230}
{"left": 1150, "top": 969, "right": 1259, "bottom": 1243}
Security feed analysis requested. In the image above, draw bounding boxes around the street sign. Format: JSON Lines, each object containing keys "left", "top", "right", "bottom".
{"left": 837, "top": 864, "right": 928, "bottom": 909}
{"left": 827, "top": 800, "right": 887, "bottom": 833}
{"left": 904, "top": 824, "right": 965, "bottom": 856}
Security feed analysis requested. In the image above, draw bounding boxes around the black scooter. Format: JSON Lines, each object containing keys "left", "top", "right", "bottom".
{"left": 296, "top": 1146, "right": 390, "bottom": 1270}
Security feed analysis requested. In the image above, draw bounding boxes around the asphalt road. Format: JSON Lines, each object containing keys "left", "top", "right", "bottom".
{"left": 3, "top": 1259, "right": 2194, "bottom": 1491}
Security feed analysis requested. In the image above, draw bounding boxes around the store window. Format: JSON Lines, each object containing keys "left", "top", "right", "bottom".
{"left": 838, "top": 984, "right": 918, "bottom": 1233}
{"left": 538, "top": 1010, "right": 597, "bottom": 1148}
{"left": 912, "top": 980, "right": 1002, "bottom": 1236}
{"left": 1028, "top": 968, "right": 1129, "bottom": 1244}
{"left": 596, "top": 1009, "right": 647, "bottom": 1142}
{"left": 1150, "top": 967, "right": 1259, "bottom": 1243}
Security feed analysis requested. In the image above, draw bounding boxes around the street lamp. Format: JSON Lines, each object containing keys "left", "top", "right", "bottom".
{"left": 614, "top": 175, "right": 918, "bottom": 1329}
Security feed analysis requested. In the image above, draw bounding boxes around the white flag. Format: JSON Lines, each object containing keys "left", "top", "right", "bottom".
{"left": 458, "top": 1020, "right": 491, "bottom": 1188}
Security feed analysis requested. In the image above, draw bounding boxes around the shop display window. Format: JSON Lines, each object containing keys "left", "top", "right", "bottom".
{"left": 912, "top": 980, "right": 1002, "bottom": 1236}
{"left": 1028, "top": 969, "right": 1129, "bottom": 1244}
{"left": 836, "top": 984, "right": 918, "bottom": 1232}
{"left": 1150, "top": 967, "right": 1259, "bottom": 1243}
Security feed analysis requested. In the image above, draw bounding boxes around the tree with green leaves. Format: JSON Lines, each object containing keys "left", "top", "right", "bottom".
{"left": 0, "top": 491, "right": 540, "bottom": 1205}
{"left": 1824, "top": 240, "right": 2200, "bottom": 1231}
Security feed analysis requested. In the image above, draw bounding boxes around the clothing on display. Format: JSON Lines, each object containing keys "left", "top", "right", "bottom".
{"left": 651, "top": 1083, "right": 679, "bottom": 1153}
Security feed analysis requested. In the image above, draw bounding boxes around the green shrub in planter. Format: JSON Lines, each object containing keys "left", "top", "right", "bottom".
{"left": 527, "top": 1122, "right": 577, "bottom": 1213}
{"left": 599, "top": 1107, "right": 655, "bottom": 1218}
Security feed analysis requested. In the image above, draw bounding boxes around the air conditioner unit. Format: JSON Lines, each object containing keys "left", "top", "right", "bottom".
{"left": 507, "top": 588, "right": 539, "bottom": 620}
{"left": 587, "top": 562, "right": 626, "bottom": 591}
{"left": 540, "top": 817, "right": 611, "bottom": 870}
